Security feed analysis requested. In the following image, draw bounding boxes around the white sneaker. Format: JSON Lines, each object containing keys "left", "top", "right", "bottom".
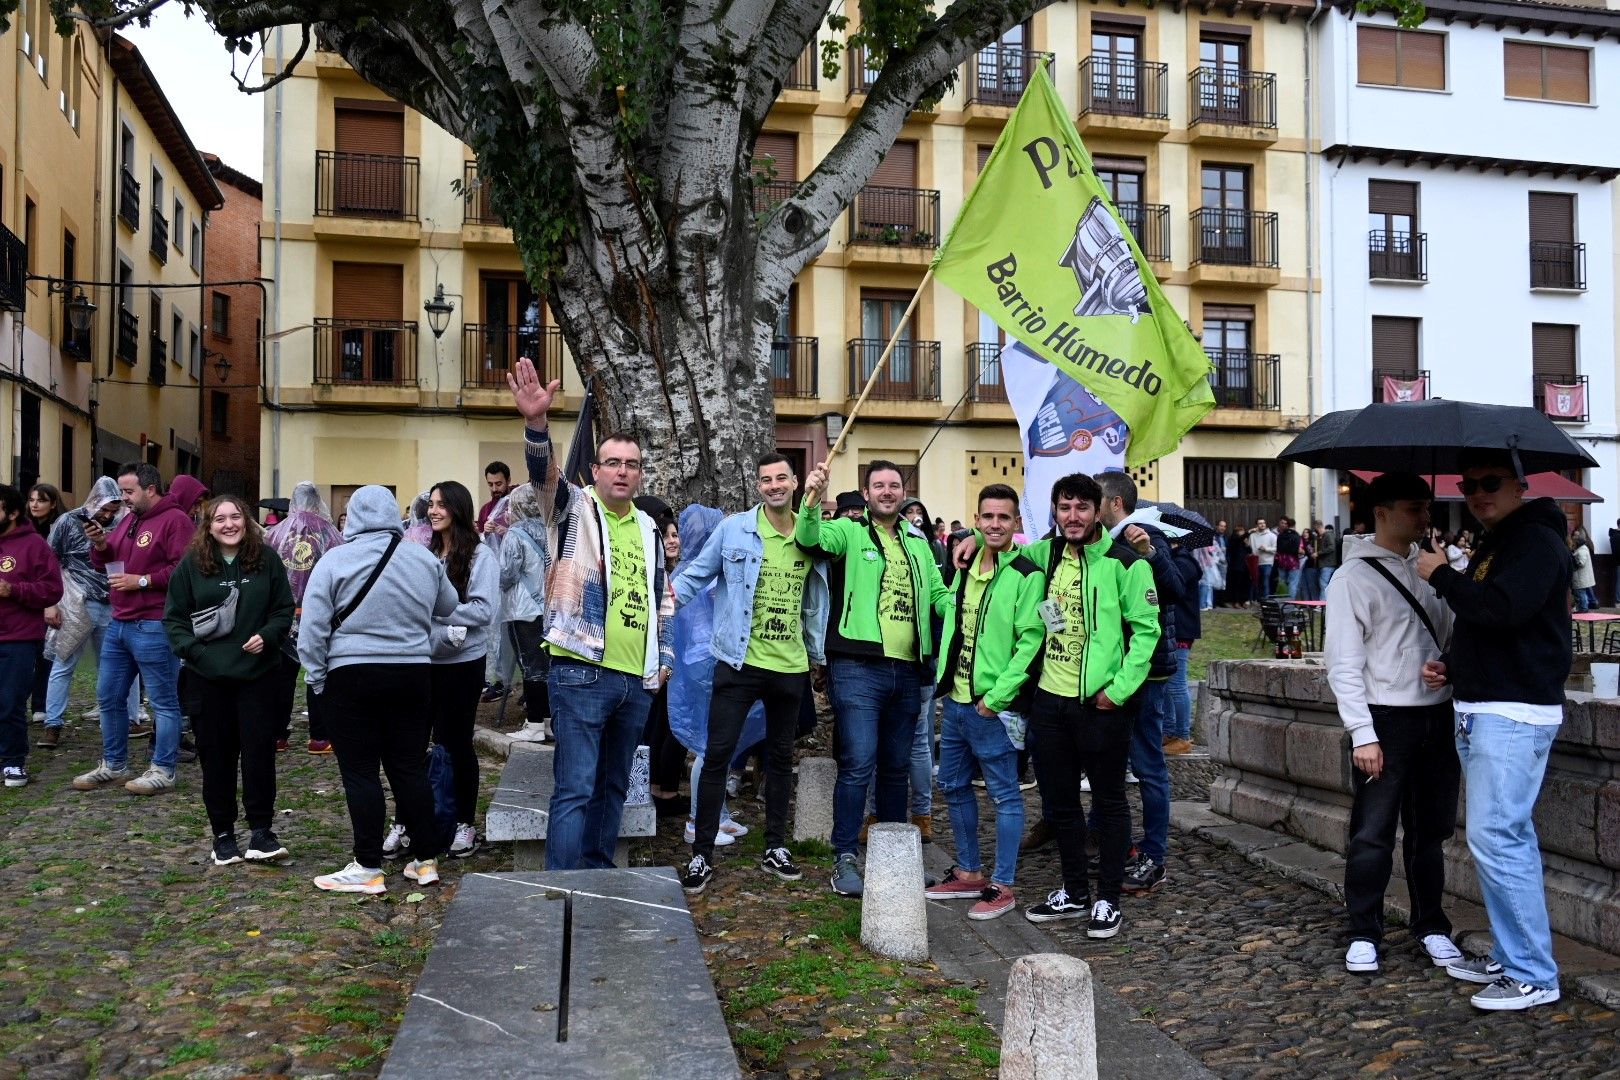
{"left": 1125, "top": 768, "right": 1139, "bottom": 785}
{"left": 31, "top": 711, "right": 44, "bottom": 725}
{"left": 1345, "top": 940, "right": 1379, "bottom": 973}
{"left": 80, "top": 705, "right": 100, "bottom": 720}
{"left": 682, "top": 820, "right": 736, "bottom": 846}
{"left": 449, "top": 823, "right": 479, "bottom": 858}
{"left": 314, "top": 861, "right": 386, "bottom": 894}
{"left": 719, "top": 818, "right": 749, "bottom": 838}
{"left": 1420, "top": 934, "right": 1462, "bottom": 967}
{"left": 509, "top": 722, "right": 549, "bottom": 743}
{"left": 137, "top": 708, "right": 151, "bottom": 725}
{"left": 403, "top": 858, "right": 440, "bottom": 885}
{"left": 381, "top": 821, "right": 410, "bottom": 860}
{"left": 124, "top": 765, "right": 176, "bottom": 796}
{"left": 1080, "top": 776, "right": 1091, "bottom": 793}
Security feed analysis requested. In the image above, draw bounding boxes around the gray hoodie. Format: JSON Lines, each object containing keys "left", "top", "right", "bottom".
{"left": 1324, "top": 534, "right": 1454, "bottom": 746}
{"left": 430, "top": 542, "right": 499, "bottom": 664}
{"left": 298, "top": 485, "right": 458, "bottom": 693}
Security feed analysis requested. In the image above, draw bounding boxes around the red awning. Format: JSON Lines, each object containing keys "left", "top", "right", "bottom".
{"left": 1349, "top": 470, "right": 1603, "bottom": 504}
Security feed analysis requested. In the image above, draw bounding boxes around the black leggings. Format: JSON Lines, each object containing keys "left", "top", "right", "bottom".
{"left": 430, "top": 657, "right": 485, "bottom": 825}
{"left": 325, "top": 663, "right": 439, "bottom": 865}
{"left": 192, "top": 668, "right": 280, "bottom": 835}
{"left": 641, "top": 685, "right": 687, "bottom": 793}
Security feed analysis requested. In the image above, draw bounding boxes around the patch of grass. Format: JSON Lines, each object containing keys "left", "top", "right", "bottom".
{"left": 931, "top": 1016, "right": 999, "bottom": 1067}
{"left": 733, "top": 1025, "right": 789, "bottom": 1065}
{"left": 167, "top": 1039, "right": 217, "bottom": 1065}
{"left": 335, "top": 915, "right": 363, "bottom": 931}
{"left": 1189, "top": 609, "right": 1271, "bottom": 683}
{"left": 372, "top": 929, "right": 407, "bottom": 948}
{"left": 789, "top": 838, "right": 834, "bottom": 863}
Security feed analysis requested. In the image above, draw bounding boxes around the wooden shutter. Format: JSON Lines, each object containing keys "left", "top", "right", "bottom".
{"left": 1202, "top": 304, "right": 1254, "bottom": 323}
{"left": 1544, "top": 45, "right": 1590, "bottom": 104}
{"left": 1368, "top": 180, "right": 1417, "bottom": 216}
{"left": 334, "top": 106, "right": 404, "bottom": 155}
{"left": 1532, "top": 323, "right": 1577, "bottom": 380}
{"left": 1528, "top": 192, "right": 1574, "bottom": 243}
{"left": 1357, "top": 26, "right": 1397, "bottom": 86}
{"left": 1504, "top": 41, "right": 1543, "bottom": 99}
{"left": 1371, "top": 316, "right": 1419, "bottom": 376}
{"left": 976, "top": 145, "right": 992, "bottom": 173}
{"left": 870, "top": 140, "right": 918, "bottom": 188}
{"left": 332, "top": 263, "right": 404, "bottom": 321}
{"left": 1402, "top": 32, "right": 1445, "bottom": 90}
{"left": 753, "top": 131, "right": 797, "bottom": 181}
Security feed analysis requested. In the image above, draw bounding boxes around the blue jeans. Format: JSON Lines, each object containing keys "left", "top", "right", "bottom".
{"left": 1166, "top": 645, "right": 1193, "bottom": 740}
{"left": 1092, "top": 678, "right": 1172, "bottom": 864}
{"left": 1455, "top": 711, "right": 1560, "bottom": 988}
{"left": 97, "top": 619, "right": 182, "bottom": 772}
{"left": 0, "top": 640, "right": 39, "bottom": 768}
{"left": 1256, "top": 564, "right": 1274, "bottom": 601}
{"left": 1197, "top": 582, "right": 1214, "bottom": 610}
{"left": 1318, "top": 567, "right": 1335, "bottom": 594}
{"left": 1282, "top": 566, "right": 1303, "bottom": 598}
{"left": 1300, "top": 567, "right": 1320, "bottom": 601}
{"left": 911, "top": 686, "right": 936, "bottom": 816}
{"left": 1574, "top": 587, "right": 1597, "bottom": 613}
{"left": 545, "top": 661, "right": 653, "bottom": 870}
{"left": 937, "top": 698, "right": 1023, "bottom": 886}
{"left": 47, "top": 598, "right": 140, "bottom": 728}
{"left": 829, "top": 657, "right": 920, "bottom": 856}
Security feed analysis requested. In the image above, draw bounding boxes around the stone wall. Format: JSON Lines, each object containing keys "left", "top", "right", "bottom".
{"left": 1202, "top": 658, "right": 1620, "bottom": 955}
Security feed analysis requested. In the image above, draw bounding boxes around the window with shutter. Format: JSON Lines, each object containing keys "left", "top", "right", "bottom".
{"left": 1528, "top": 192, "right": 1575, "bottom": 243}
{"left": 333, "top": 104, "right": 406, "bottom": 217}
{"left": 1506, "top": 41, "right": 1591, "bottom": 103}
{"left": 870, "top": 141, "right": 918, "bottom": 189}
{"left": 1357, "top": 26, "right": 1444, "bottom": 89}
{"left": 753, "top": 132, "right": 797, "bottom": 181}
{"left": 332, "top": 263, "right": 404, "bottom": 321}
{"left": 1371, "top": 316, "right": 1420, "bottom": 376}
{"left": 331, "top": 263, "right": 406, "bottom": 383}
{"left": 1531, "top": 323, "right": 1577, "bottom": 380}
{"left": 1368, "top": 180, "right": 1421, "bottom": 279}
{"left": 976, "top": 145, "right": 992, "bottom": 173}
{"left": 1358, "top": 27, "right": 1398, "bottom": 86}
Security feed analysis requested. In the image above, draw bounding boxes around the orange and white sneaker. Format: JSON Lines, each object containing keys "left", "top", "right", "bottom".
{"left": 313, "top": 861, "right": 386, "bottom": 894}
{"left": 403, "top": 858, "right": 440, "bottom": 886}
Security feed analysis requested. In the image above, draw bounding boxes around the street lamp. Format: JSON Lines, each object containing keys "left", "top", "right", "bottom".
{"left": 423, "top": 283, "right": 456, "bottom": 340}
{"left": 63, "top": 286, "right": 97, "bottom": 334}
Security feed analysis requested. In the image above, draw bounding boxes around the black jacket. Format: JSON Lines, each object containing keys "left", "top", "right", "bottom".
{"left": 1125, "top": 520, "right": 1192, "bottom": 679}
{"left": 1428, "top": 498, "right": 1572, "bottom": 706}
{"left": 1167, "top": 542, "right": 1202, "bottom": 643}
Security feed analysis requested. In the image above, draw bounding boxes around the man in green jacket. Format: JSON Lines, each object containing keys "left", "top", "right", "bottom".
{"left": 1019, "top": 473, "right": 1161, "bottom": 939}
{"left": 799, "top": 458, "right": 951, "bottom": 897}
{"left": 923, "top": 483, "right": 1046, "bottom": 921}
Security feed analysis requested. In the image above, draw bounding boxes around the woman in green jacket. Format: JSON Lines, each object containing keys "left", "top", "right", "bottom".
{"left": 164, "top": 495, "right": 296, "bottom": 867}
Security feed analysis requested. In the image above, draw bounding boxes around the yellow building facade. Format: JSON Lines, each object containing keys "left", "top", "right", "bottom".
{"left": 261, "top": 0, "right": 1316, "bottom": 526}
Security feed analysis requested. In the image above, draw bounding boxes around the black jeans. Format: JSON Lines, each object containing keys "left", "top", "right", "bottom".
{"left": 508, "top": 620, "right": 551, "bottom": 725}
{"left": 192, "top": 668, "right": 281, "bottom": 835}
{"left": 641, "top": 685, "right": 687, "bottom": 794}
{"left": 430, "top": 657, "right": 486, "bottom": 826}
{"left": 694, "top": 663, "right": 808, "bottom": 862}
{"left": 324, "top": 663, "right": 440, "bottom": 866}
{"left": 275, "top": 651, "right": 328, "bottom": 742}
{"left": 1345, "top": 702, "right": 1460, "bottom": 945}
{"left": 1029, "top": 689, "right": 1133, "bottom": 904}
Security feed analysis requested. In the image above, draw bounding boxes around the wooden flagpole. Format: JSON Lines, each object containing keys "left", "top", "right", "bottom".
{"left": 828, "top": 264, "right": 936, "bottom": 459}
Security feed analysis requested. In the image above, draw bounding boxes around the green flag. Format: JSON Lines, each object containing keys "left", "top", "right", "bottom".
{"left": 932, "top": 64, "right": 1214, "bottom": 467}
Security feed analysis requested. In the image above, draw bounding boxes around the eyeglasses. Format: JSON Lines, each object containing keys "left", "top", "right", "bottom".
{"left": 595, "top": 458, "right": 642, "bottom": 472}
{"left": 1458, "top": 475, "right": 1515, "bottom": 496}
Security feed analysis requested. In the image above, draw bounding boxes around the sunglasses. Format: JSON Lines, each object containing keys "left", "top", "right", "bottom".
{"left": 1458, "top": 475, "right": 1515, "bottom": 496}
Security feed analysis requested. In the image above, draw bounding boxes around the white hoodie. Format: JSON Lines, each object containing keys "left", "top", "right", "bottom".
{"left": 1324, "top": 534, "right": 1455, "bottom": 746}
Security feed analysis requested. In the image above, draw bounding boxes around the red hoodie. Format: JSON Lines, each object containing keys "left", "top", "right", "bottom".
{"left": 0, "top": 518, "right": 63, "bottom": 642}
{"left": 91, "top": 492, "right": 196, "bottom": 621}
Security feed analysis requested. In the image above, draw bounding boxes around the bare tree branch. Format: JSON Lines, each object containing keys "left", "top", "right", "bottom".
{"left": 229, "top": 23, "right": 311, "bottom": 95}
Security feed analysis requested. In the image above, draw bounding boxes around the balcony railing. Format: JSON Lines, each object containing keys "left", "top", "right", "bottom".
{"left": 753, "top": 179, "right": 797, "bottom": 216}
{"left": 1191, "top": 208, "right": 1279, "bottom": 268}
{"left": 848, "top": 186, "right": 941, "bottom": 248}
{"left": 1369, "top": 231, "right": 1427, "bottom": 282}
{"left": 846, "top": 339, "right": 941, "bottom": 401}
{"left": 967, "top": 46, "right": 1053, "bottom": 107}
{"left": 150, "top": 212, "right": 169, "bottom": 264}
{"left": 1078, "top": 56, "right": 1169, "bottom": 120}
{"left": 0, "top": 222, "right": 24, "bottom": 312}
{"left": 1207, "top": 350, "right": 1280, "bottom": 409}
{"left": 118, "top": 169, "right": 140, "bottom": 230}
{"left": 315, "top": 151, "right": 420, "bottom": 221}
{"left": 783, "top": 47, "right": 817, "bottom": 91}
{"left": 772, "top": 336, "right": 819, "bottom": 398}
{"left": 1529, "top": 241, "right": 1586, "bottom": 290}
{"left": 1117, "top": 202, "right": 1170, "bottom": 262}
{"left": 116, "top": 307, "right": 138, "bottom": 364}
{"left": 1189, "top": 66, "right": 1277, "bottom": 129}
{"left": 462, "top": 162, "right": 504, "bottom": 226}
{"left": 148, "top": 336, "right": 167, "bottom": 386}
{"left": 848, "top": 45, "right": 878, "bottom": 97}
{"left": 1535, "top": 371, "right": 1589, "bottom": 423}
{"left": 967, "top": 342, "right": 1008, "bottom": 403}
{"left": 461, "top": 323, "right": 562, "bottom": 389}
{"left": 1373, "top": 367, "right": 1430, "bottom": 403}
{"left": 314, "top": 318, "right": 419, "bottom": 385}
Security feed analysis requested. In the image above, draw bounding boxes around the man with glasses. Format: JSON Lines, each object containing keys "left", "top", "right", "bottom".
{"left": 506, "top": 358, "right": 674, "bottom": 870}
{"left": 1416, "top": 451, "right": 1571, "bottom": 1011}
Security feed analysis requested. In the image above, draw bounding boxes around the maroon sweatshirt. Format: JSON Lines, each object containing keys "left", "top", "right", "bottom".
{"left": 90, "top": 492, "right": 195, "bottom": 622}
{"left": 0, "top": 518, "right": 63, "bottom": 642}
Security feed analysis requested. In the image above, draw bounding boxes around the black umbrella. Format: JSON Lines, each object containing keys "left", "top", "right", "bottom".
{"left": 258, "top": 498, "right": 290, "bottom": 515}
{"left": 1279, "top": 400, "right": 1597, "bottom": 475}
{"left": 1142, "top": 500, "right": 1216, "bottom": 550}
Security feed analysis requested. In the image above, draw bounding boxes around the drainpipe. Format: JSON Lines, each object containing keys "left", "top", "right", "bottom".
{"left": 270, "top": 27, "right": 284, "bottom": 498}
{"left": 1303, "top": 0, "right": 1327, "bottom": 524}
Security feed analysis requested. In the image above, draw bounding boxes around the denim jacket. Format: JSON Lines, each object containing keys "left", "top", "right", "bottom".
{"left": 673, "top": 505, "right": 829, "bottom": 671}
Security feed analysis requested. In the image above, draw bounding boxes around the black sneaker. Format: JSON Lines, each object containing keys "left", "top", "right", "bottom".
{"left": 1025, "top": 887, "right": 1089, "bottom": 923}
{"left": 760, "top": 847, "right": 802, "bottom": 881}
{"left": 1087, "top": 899, "right": 1123, "bottom": 939}
{"left": 246, "top": 828, "right": 289, "bottom": 861}
{"left": 1121, "top": 852, "right": 1166, "bottom": 895}
{"left": 681, "top": 854, "right": 714, "bottom": 894}
{"left": 212, "top": 833, "right": 244, "bottom": 866}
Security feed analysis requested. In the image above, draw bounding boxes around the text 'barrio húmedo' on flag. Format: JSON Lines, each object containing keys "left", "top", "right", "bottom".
{"left": 931, "top": 62, "right": 1214, "bottom": 468}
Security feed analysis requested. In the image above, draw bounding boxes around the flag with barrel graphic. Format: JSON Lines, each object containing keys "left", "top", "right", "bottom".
{"left": 932, "top": 63, "right": 1214, "bottom": 467}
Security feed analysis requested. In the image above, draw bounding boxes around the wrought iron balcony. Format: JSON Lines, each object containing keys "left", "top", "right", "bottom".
{"left": 967, "top": 342, "right": 1008, "bottom": 404}
{"left": 1078, "top": 56, "right": 1169, "bottom": 120}
{"left": 848, "top": 186, "right": 941, "bottom": 248}
{"left": 1535, "top": 371, "right": 1589, "bottom": 423}
{"left": 772, "top": 336, "right": 819, "bottom": 398}
{"left": 116, "top": 307, "right": 138, "bottom": 364}
{"left": 150, "top": 211, "right": 169, "bottom": 264}
{"left": 118, "top": 169, "right": 140, "bottom": 230}
{"left": 783, "top": 47, "right": 817, "bottom": 91}
{"left": 461, "top": 162, "right": 504, "bottom": 226}
{"left": 1529, "top": 241, "right": 1586, "bottom": 291}
{"left": 966, "top": 46, "right": 1054, "bottom": 107}
{"left": 315, "top": 151, "right": 420, "bottom": 221}
{"left": 1207, "top": 350, "right": 1280, "bottom": 409}
{"left": 148, "top": 335, "right": 167, "bottom": 386}
{"left": 752, "top": 179, "right": 797, "bottom": 216}
{"left": 1189, "top": 66, "right": 1277, "bottom": 129}
{"left": 1372, "top": 367, "right": 1430, "bottom": 403}
{"left": 461, "top": 323, "right": 561, "bottom": 390}
{"left": 0, "top": 223, "right": 24, "bottom": 312}
{"left": 846, "top": 339, "right": 941, "bottom": 401}
{"left": 1117, "top": 202, "right": 1170, "bottom": 262}
{"left": 314, "top": 318, "right": 418, "bottom": 386}
{"left": 1368, "top": 231, "right": 1427, "bottom": 282}
{"left": 1191, "top": 208, "right": 1279, "bottom": 268}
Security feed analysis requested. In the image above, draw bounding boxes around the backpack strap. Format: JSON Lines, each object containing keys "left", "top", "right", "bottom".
{"left": 1364, "top": 558, "right": 1442, "bottom": 649}
{"left": 333, "top": 534, "right": 402, "bottom": 631}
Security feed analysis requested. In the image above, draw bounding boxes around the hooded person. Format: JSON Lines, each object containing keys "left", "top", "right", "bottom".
{"left": 167, "top": 475, "right": 211, "bottom": 522}
{"left": 72, "top": 463, "right": 199, "bottom": 797}
{"left": 403, "top": 490, "right": 433, "bottom": 547}
{"left": 0, "top": 484, "right": 64, "bottom": 787}
{"left": 298, "top": 485, "right": 459, "bottom": 894}
{"left": 265, "top": 482, "right": 346, "bottom": 753}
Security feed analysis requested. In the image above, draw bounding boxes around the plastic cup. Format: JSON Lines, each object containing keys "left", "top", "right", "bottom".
{"left": 106, "top": 561, "right": 125, "bottom": 576}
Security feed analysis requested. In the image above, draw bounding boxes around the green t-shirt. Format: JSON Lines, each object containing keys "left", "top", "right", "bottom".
{"left": 744, "top": 508, "right": 812, "bottom": 673}
{"left": 1038, "top": 545, "right": 1088, "bottom": 698}
{"left": 552, "top": 492, "right": 649, "bottom": 676}
{"left": 950, "top": 561, "right": 993, "bottom": 704}
{"left": 876, "top": 525, "right": 918, "bottom": 662}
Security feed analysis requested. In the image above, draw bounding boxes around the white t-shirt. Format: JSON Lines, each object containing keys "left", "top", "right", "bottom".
{"left": 1454, "top": 700, "right": 1563, "bottom": 727}
{"left": 1445, "top": 544, "right": 1468, "bottom": 573}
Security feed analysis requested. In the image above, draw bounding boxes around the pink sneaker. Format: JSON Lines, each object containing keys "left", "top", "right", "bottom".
{"left": 925, "top": 866, "right": 989, "bottom": 900}
{"left": 968, "top": 884, "right": 1017, "bottom": 921}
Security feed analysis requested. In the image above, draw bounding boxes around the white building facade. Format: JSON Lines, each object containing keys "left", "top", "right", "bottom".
{"left": 1315, "top": 0, "right": 1620, "bottom": 541}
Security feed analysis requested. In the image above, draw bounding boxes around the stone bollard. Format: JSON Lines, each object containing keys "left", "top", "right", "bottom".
{"left": 860, "top": 822, "right": 928, "bottom": 962}
{"left": 791, "top": 756, "right": 837, "bottom": 843}
{"left": 1000, "top": 954, "right": 1097, "bottom": 1080}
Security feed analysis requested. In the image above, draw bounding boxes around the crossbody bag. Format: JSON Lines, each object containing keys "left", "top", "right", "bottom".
{"left": 331, "top": 534, "right": 402, "bottom": 631}
{"left": 1365, "top": 559, "right": 1442, "bottom": 648}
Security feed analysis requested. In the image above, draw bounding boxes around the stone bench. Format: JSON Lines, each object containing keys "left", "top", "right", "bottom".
{"left": 381, "top": 868, "right": 740, "bottom": 1079}
{"left": 485, "top": 743, "right": 657, "bottom": 869}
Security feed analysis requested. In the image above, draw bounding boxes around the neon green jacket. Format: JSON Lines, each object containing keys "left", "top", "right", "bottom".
{"left": 934, "top": 548, "right": 1048, "bottom": 712}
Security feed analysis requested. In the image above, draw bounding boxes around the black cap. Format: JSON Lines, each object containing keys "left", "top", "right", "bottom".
{"left": 835, "top": 490, "right": 866, "bottom": 515}
{"left": 1366, "top": 472, "right": 1433, "bottom": 506}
